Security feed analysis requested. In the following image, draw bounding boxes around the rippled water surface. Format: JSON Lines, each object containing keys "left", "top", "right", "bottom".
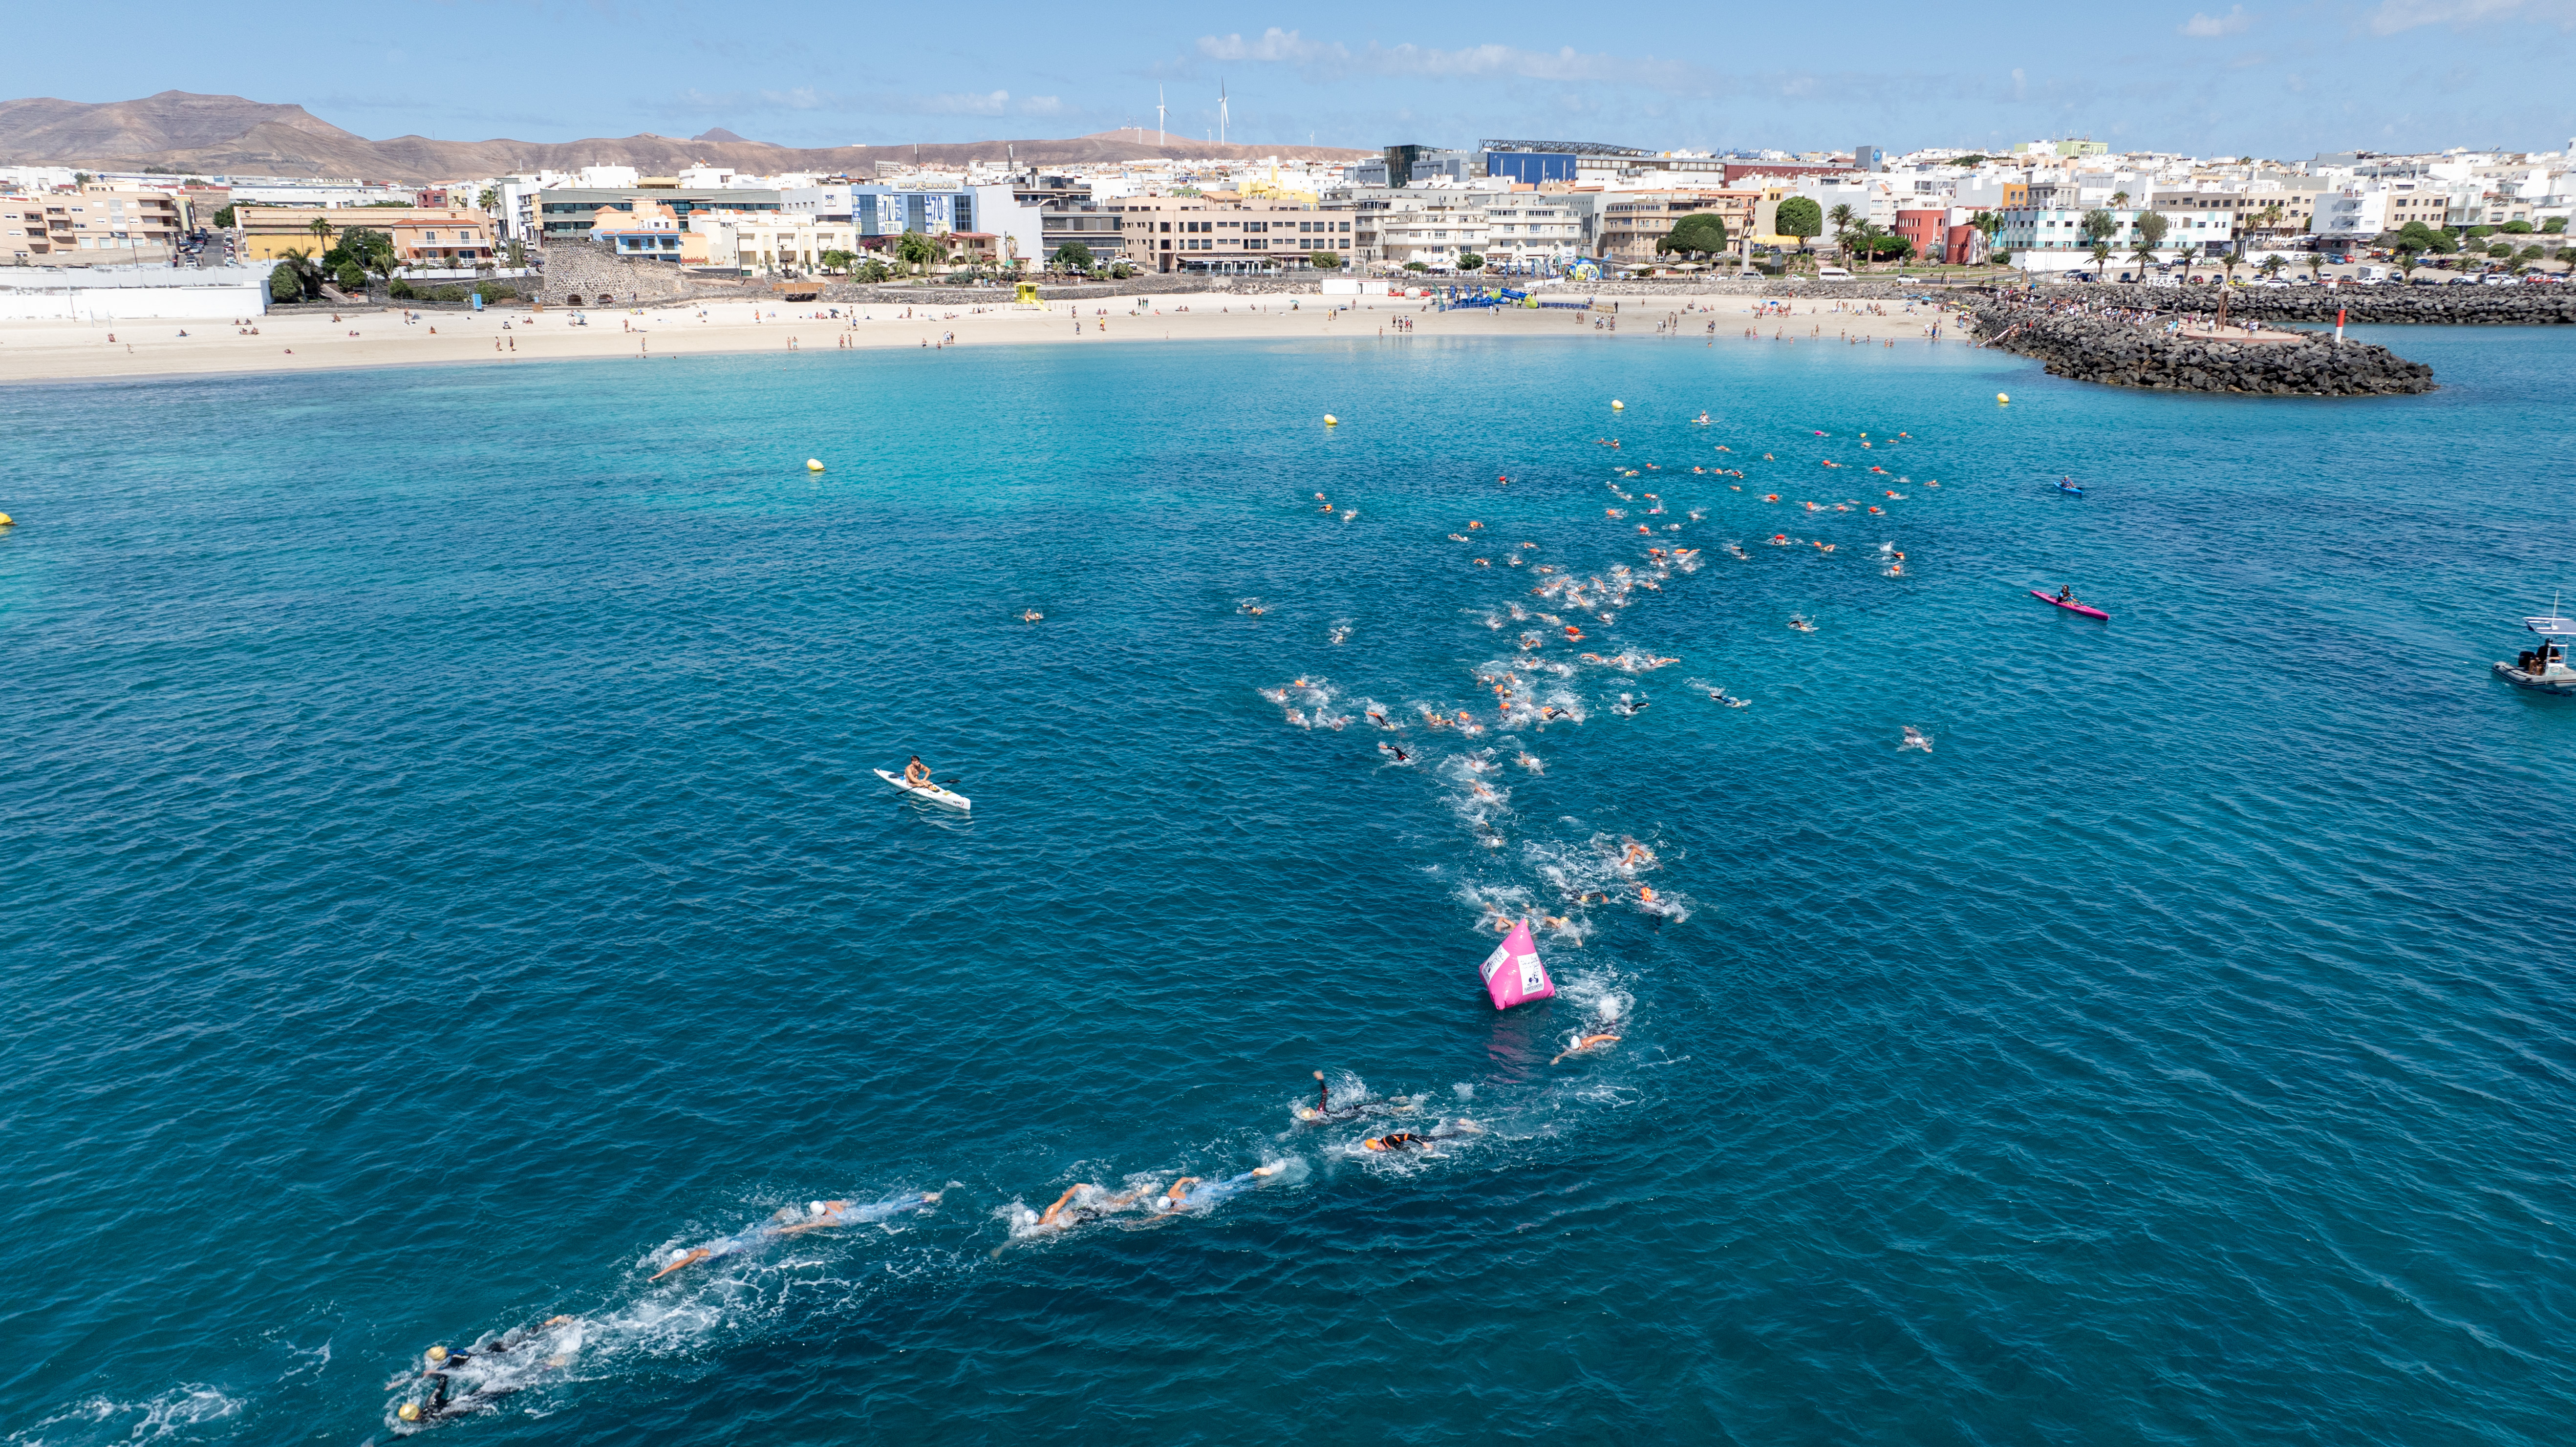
{"left": 6, "top": 323, "right": 2576, "bottom": 1445}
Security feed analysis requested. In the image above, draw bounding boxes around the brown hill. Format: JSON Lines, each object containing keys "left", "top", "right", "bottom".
{"left": 0, "top": 92, "right": 1371, "bottom": 181}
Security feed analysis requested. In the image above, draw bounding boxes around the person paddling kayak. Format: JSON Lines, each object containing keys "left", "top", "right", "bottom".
{"left": 903, "top": 756, "right": 933, "bottom": 787}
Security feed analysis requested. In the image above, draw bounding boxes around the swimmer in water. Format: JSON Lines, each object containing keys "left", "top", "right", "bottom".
{"left": 1379, "top": 743, "right": 1411, "bottom": 764}
{"left": 1154, "top": 1166, "right": 1284, "bottom": 1213}
{"left": 1298, "top": 1071, "right": 1417, "bottom": 1123}
{"left": 1036, "top": 1183, "right": 1151, "bottom": 1230}
{"left": 1551, "top": 1033, "right": 1623, "bottom": 1065}
{"left": 398, "top": 1318, "right": 579, "bottom": 1425}
{"left": 1620, "top": 840, "right": 1656, "bottom": 869}
{"left": 1361, "top": 1120, "right": 1484, "bottom": 1153}
{"left": 903, "top": 756, "right": 932, "bottom": 787}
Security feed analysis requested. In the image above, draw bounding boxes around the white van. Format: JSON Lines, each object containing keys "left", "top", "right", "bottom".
{"left": 1813, "top": 265, "right": 1854, "bottom": 280}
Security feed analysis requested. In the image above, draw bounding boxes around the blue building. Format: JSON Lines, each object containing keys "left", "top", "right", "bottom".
{"left": 1484, "top": 151, "right": 1580, "bottom": 185}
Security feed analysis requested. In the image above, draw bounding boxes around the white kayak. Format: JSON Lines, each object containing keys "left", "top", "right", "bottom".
{"left": 875, "top": 768, "right": 971, "bottom": 811}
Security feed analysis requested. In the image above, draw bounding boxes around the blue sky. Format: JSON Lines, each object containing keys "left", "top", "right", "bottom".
{"left": 28, "top": 0, "right": 2576, "bottom": 157}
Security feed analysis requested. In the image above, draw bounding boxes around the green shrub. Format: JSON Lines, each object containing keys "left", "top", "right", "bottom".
{"left": 388, "top": 278, "right": 417, "bottom": 299}
{"left": 432, "top": 285, "right": 468, "bottom": 303}
{"left": 335, "top": 261, "right": 367, "bottom": 291}
{"left": 472, "top": 281, "right": 515, "bottom": 302}
{"left": 269, "top": 266, "right": 302, "bottom": 302}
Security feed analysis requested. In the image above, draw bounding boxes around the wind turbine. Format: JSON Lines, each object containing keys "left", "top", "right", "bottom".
{"left": 1157, "top": 86, "right": 1165, "bottom": 148}
{"left": 1220, "top": 80, "right": 1228, "bottom": 148}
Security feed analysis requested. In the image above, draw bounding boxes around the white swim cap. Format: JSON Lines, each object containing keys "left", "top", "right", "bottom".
{"left": 425, "top": 1345, "right": 448, "bottom": 1363}
{"left": 810, "top": 1201, "right": 827, "bottom": 1216}
{"left": 668, "top": 1249, "right": 688, "bottom": 1264}
{"left": 399, "top": 1402, "right": 422, "bottom": 1422}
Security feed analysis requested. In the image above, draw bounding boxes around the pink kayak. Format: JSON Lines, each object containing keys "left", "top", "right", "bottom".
{"left": 2030, "top": 589, "right": 2109, "bottom": 621}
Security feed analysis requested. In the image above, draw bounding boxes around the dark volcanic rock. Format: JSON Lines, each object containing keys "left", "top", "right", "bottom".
{"left": 2047, "top": 281, "right": 2575, "bottom": 326}
{"left": 1968, "top": 301, "right": 2435, "bottom": 396}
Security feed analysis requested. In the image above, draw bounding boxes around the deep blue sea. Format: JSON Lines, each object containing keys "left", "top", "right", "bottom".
{"left": 6, "top": 321, "right": 2576, "bottom": 1446}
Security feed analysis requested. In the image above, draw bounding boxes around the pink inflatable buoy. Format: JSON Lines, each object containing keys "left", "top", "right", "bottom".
{"left": 1478, "top": 919, "right": 1556, "bottom": 1010}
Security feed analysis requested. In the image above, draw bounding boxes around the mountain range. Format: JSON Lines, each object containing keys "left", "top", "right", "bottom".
{"left": 0, "top": 92, "right": 1369, "bottom": 181}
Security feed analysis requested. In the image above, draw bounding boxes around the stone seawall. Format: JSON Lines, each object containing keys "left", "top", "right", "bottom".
{"left": 1969, "top": 302, "right": 2435, "bottom": 396}
{"left": 2035, "top": 281, "right": 2576, "bottom": 325}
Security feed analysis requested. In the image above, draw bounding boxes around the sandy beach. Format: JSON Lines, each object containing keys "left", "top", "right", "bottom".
{"left": 0, "top": 290, "right": 1960, "bottom": 385}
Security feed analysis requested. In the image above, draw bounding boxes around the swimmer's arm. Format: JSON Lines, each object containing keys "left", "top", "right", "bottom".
{"left": 1038, "top": 1186, "right": 1084, "bottom": 1226}
{"left": 649, "top": 1249, "right": 708, "bottom": 1281}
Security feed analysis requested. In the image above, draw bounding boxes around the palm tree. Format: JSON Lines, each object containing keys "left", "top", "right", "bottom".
{"left": 1827, "top": 203, "right": 1856, "bottom": 267}
{"left": 2089, "top": 240, "right": 2113, "bottom": 277}
{"left": 2111, "top": 190, "right": 2130, "bottom": 209}
{"left": 306, "top": 215, "right": 334, "bottom": 249}
{"left": 2129, "top": 240, "right": 2159, "bottom": 282}
{"left": 2259, "top": 255, "right": 2286, "bottom": 282}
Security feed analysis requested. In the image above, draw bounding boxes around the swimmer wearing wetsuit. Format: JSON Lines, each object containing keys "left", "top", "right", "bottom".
{"left": 1361, "top": 1120, "right": 1483, "bottom": 1153}
{"left": 398, "top": 1318, "right": 577, "bottom": 1426}
{"left": 1037, "top": 1183, "right": 1150, "bottom": 1229}
{"left": 1154, "top": 1166, "right": 1283, "bottom": 1213}
{"left": 1297, "top": 1071, "right": 1417, "bottom": 1123}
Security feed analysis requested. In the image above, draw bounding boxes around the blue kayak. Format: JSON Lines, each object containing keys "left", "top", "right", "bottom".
{"left": 2056, "top": 481, "right": 2085, "bottom": 495}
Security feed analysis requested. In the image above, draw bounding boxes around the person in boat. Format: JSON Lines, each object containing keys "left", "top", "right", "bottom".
{"left": 2056, "top": 585, "right": 2077, "bottom": 604}
{"left": 903, "top": 756, "right": 933, "bottom": 787}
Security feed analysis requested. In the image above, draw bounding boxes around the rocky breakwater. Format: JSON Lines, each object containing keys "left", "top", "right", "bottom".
{"left": 2052, "top": 281, "right": 2576, "bottom": 326}
{"left": 1968, "top": 301, "right": 2434, "bottom": 396}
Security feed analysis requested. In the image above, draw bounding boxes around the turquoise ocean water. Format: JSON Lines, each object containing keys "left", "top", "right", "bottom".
{"left": 5, "top": 323, "right": 2575, "bottom": 1445}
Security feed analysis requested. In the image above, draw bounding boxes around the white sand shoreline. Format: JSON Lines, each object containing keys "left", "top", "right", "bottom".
{"left": 0, "top": 290, "right": 1961, "bottom": 388}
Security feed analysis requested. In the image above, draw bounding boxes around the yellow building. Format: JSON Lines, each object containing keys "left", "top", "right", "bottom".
{"left": 237, "top": 207, "right": 496, "bottom": 265}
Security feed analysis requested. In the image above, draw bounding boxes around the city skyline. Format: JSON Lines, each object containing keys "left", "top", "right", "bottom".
{"left": 12, "top": 1, "right": 2574, "bottom": 161}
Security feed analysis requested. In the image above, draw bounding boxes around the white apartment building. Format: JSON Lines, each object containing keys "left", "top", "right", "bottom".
{"left": 1352, "top": 196, "right": 1489, "bottom": 271}
{"left": 686, "top": 211, "right": 858, "bottom": 272}
{"left": 1476, "top": 198, "right": 1581, "bottom": 270}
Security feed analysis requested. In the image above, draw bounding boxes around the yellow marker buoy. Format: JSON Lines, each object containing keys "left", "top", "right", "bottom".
{"left": 1611, "top": 400, "right": 1625, "bottom": 410}
{"left": 805, "top": 458, "right": 825, "bottom": 471}
{"left": 0, "top": 511, "right": 13, "bottom": 525}
{"left": 1996, "top": 393, "right": 2009, "bottom": 404}
{"left": 1324, "top": 415, "right": 1338, "bottom": 426}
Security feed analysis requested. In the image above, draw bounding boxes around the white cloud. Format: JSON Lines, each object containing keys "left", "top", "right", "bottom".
{"left": 2365, "top": 0, "right": 2574, "bottom": 30}
{"left": 1018, "top": 95, "right": 1065, "bottom": 115}
{"left": 924, "top": 90, "right": 1012, "bottom": 116}
{"left": 1195, "top": 28, "right": 1698, "bottom": 91}
{"left": 2180, "top": 4, "right": 2252, "bottom": 34}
